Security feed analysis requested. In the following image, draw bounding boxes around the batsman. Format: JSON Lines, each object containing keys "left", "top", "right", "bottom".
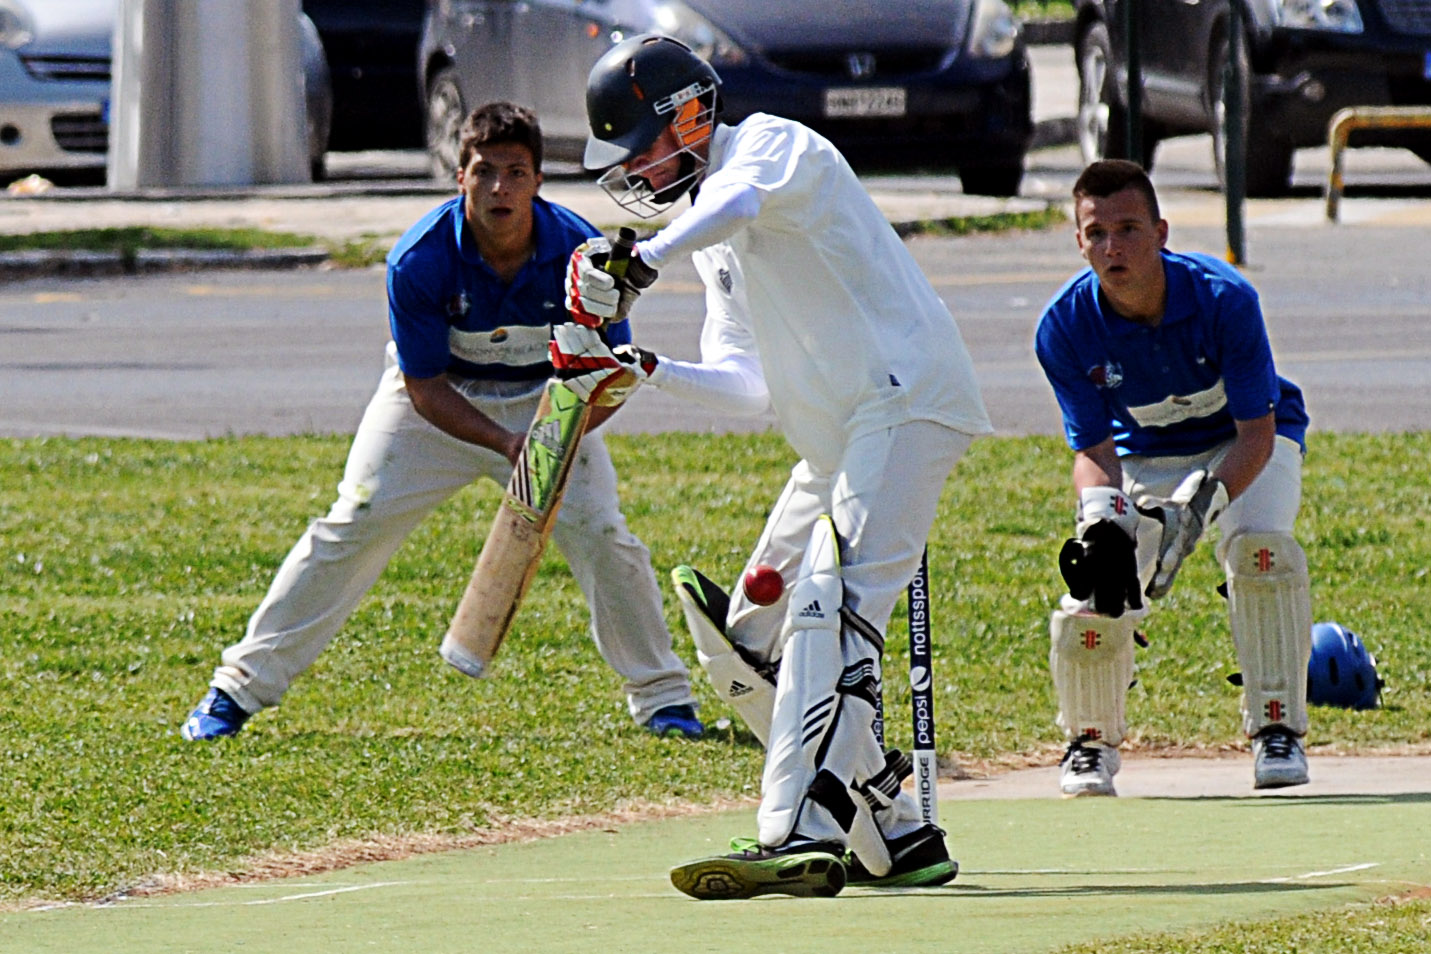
{"left": 564, "top": 34, "right": 993, "bottom": 900}
{"left": 1035, "top": 160, "right": 1313, "bottom": 798}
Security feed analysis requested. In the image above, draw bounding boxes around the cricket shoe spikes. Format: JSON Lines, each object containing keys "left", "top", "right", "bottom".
{"left": 670, "top": 840, "right": 846, "bottom": 900}
{"left": 844, "top": 824, "right": 958, "bottom": 888}
{"left": 181, "top": 687, "right": 251, "bottom": 741}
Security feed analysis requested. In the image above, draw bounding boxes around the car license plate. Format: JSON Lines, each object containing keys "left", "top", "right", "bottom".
{"left": 823, "top": 86, "right": 906, "bottom": 118}
{"left": 1424, "top": 51, "right": 1431, "bottom": 80}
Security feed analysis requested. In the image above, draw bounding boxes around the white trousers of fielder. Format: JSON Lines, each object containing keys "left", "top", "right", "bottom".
{"left": 211, "top": 350, "right": 694, "bottom": 725}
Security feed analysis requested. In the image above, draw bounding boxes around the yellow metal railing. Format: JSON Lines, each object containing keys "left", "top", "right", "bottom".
{"left": 1325, "top": 106, "right": 1431, "bottom": 222}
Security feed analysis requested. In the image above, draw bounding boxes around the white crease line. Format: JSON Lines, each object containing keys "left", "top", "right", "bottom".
{"left": 109, "top": 881, "right": 410, "bottom": 909}
{"left": 1261, "top": 862, "right": 1379, "bottom": 884}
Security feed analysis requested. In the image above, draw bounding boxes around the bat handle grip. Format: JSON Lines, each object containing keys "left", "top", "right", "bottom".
{"left": 605, "top": 226, "right": 637, "bottom": 280}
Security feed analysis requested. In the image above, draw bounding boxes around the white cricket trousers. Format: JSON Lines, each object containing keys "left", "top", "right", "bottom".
{"left": 726, "top": 420, "right": 974, "bottom": 668}
{"left": 1123, "top": 435, "right": 1305, "bottom": 573}
{"left": 211, "top": 355, "right": 694, "bottom": 724}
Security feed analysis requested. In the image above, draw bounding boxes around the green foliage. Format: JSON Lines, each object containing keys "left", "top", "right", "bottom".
{"left": 0, "top": 227, "right": 318, "bottom": 255}
{"left": 894, "top": 207, "right": 1067, "bottom": 239}
{"left": 1, "top": 432, "right": 1428, "bottom": 909}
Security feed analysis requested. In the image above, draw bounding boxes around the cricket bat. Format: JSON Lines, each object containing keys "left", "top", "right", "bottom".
{"left": 438, "top": 228, "right": 636, "bottom": 678}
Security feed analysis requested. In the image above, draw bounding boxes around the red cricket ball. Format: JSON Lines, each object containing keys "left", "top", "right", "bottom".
{"left": 742, "top": 564, "right": 784, "bottom": 606}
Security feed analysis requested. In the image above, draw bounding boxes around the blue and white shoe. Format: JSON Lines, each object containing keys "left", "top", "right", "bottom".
{"left": 181, "top": 687, "right": 251, "bottom": 740}
{"left": 645, "top": 704, "right": 704, "bottom": 739}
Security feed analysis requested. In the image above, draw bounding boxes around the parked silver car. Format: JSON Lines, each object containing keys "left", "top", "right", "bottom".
{"left": 0, "top": 0, "right": 332, "bottom": 184}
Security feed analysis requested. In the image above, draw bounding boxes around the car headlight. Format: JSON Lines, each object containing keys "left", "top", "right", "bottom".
{"left": 651, "top": 1, "right": 747, "bottom": 67}
{"left": 968, "top": 0, "right": 1020, "bottom": 59}
{"left": 1275, "top": 0, "right": 1364, "bottom": 33}
{"left": 0, "top": 0, "right": 34, "bottom": 50}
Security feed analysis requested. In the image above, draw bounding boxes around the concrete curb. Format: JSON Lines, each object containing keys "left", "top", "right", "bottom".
{"left": 0, "top": 245, "right": 330, "bottom": 277}
{"left": 1023, "top": 18, "right": 1076, "bottom": 46}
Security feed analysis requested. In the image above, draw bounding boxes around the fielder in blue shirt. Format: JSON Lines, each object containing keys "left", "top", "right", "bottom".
{"left": 182, "top": 102, "right": 701, "bottom": 742}
{"left": 1034, "top": 160, "right": 1312, "bottom": 797}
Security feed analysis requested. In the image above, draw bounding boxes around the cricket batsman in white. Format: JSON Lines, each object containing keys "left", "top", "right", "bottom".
{"left": 553, "top": 33, "right": 992, "bottom": 900}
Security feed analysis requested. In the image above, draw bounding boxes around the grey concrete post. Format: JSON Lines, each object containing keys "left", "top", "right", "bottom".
{"left": 109, "top": 0, "right": 307, "bottom": 188}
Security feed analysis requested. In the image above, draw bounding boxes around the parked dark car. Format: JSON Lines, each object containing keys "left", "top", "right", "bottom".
{"left": 302, "top": 0, "right": 426, "bottom": 150}
{"left": 1074, "top": 0, "right": 1431, "bottom": 196}
{"left": 419, "top": 0, "right": 1033, "bottom": 195}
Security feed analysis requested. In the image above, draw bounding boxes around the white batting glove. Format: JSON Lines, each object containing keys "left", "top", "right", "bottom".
{"left": 548, "top": 322, "right": 638, "bottom": 407}
{"left": 565, "top": 239, "right": 619, "bottom": 327}
{"left": 1140, "top": 470, "right": 1230, "bottom": 600}
{"left": 612, "top": 344, "right": 661, "bottom": 383}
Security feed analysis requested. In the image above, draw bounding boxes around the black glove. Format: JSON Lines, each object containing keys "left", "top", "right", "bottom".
{"left": 1059, "top": 520, "right": 1143, "bottom": 618}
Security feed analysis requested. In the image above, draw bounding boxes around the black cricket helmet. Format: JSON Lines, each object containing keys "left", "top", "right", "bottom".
{"left": 583, "top": 33, "right": 722, "bottom": 171}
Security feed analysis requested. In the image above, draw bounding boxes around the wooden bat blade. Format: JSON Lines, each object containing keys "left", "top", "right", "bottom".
{"left": 440, "top": 380, "right": 591, "bottom": 678}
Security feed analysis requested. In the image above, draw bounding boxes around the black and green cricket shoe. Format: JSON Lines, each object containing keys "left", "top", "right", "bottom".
{"left": 670, "top": 840, "right": 847, "bottom": 900}
{"left": 844, "top": 824, "right": 958, "bottom": 888}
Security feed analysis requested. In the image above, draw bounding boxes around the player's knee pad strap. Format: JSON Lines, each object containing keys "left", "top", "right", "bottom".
{"left": 1224, "top": 531, "right": 1311, "bottom": 736}
{"left": 1050, "top": 609, "right": 1138, "bottom": 747}
{"left": 672, "top": 566, "right": 776, "bottom": 744}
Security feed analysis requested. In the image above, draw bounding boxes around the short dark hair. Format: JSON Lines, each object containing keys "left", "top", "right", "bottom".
{"left": 1072, "top": 159, "right": 1160, "bottom": 222}
{"left": 458, "top": 102, "right": 543, "bottom": 173}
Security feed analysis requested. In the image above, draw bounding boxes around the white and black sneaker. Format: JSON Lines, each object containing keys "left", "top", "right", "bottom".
{"left": 1059, "top": 736, "right": 1120, "bottom": 797}
{"left": 1253, "top": 727, "right": 1309, "bottom": 789}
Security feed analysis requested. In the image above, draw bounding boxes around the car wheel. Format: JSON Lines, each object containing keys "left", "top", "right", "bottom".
{"left": 959, "top": 162, "right": 1024, "bottom": 197}
{"left": 1211, "top": 32, "right": 1292, "bottom": 197}
{"left": 1077, "top": 21, "right": 1156, "bottom": 171}
{"left": 1077, "top": 21, "right": 1119, "bottom": 165}
{"left": 426, "top": 67, "right": 466, "bottom": 181}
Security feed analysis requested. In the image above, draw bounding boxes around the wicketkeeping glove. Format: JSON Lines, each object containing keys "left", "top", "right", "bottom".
{"left": 1139, "top": 469, "right": 1229, "bottom": 600}
{"left": 1059, "top": 487, "right": 1142, "bottom": 618}
{"left": 548, "top": 322, "right": 638, "bottom": 407}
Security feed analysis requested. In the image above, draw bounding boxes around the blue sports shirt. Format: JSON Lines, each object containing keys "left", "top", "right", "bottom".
{"left": 385, "top": 195, "right": 630, "bottom": 381}
{"left": 1035, "top": 250, "right": 1308, "bottom": 457}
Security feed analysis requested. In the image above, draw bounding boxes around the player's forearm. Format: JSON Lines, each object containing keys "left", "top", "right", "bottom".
{"left": 1212, "top": 413, "right": 1276, "bottom": 500}
{"left": 1072, "top": 439, "right": 1123, "bottom": 496}
{"left": 650, "top": 355, "right": 769, "bottom": 417}
{"left": 404, "top": 373, "right": 522, "bottom": 463}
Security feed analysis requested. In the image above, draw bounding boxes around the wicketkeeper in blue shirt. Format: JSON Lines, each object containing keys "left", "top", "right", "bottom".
{"left": 1034, "top": 160, "right": 1312, "bottom": 797}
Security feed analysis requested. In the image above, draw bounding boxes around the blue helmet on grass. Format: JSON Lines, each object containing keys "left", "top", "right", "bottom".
{"left": 1307, "top": 622, "right": 1382, "bottom": 710}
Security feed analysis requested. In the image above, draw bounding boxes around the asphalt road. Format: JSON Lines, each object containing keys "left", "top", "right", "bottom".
{"left": 3, "top": 188, "right": 1428, "bottom": 441}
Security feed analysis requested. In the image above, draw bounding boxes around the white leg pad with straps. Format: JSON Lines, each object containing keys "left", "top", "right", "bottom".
{"left": 1050, "top": 605, "right": 1139, "bottom": 747}
{"left": 673, "top": 569, "right": 775, "bottom": 745}
{"left": 1224, "top": 531, "right": 1311, "bottom": 737}
{"left": 756, "top": 516, "right": 895, "bottom": 877}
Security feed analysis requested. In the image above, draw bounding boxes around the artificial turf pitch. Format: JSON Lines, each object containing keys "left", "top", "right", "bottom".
{"left": 6, "top": 792, "right": 1429, "bottom": 953}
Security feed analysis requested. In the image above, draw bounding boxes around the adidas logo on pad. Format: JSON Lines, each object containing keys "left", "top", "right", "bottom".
{"left": 729, "top": 681, "right": 754, "bottom": 697}
{"left": 797, "top": 600, "right": 824, "bottom": 619}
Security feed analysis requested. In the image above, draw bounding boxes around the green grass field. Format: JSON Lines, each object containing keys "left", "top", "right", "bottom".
{"left": 2, "top": 432, "right": 1428, "bottom": 948}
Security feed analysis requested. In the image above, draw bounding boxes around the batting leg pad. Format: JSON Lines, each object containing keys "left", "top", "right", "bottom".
{"left": 672, "top": 565, "right": 775, "bottom": 745}
{"left": 1224, "top": 532, "right": 1311, "bottom": 737}
{"left": 1050, "top": 609, "right": 1138, "bottom": 748}
{"left": 756, "top": 516, "right": 898, "bottom": 876}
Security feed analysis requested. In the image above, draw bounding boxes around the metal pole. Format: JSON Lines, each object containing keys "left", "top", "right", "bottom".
{"left": 1122, "top": 0, "right": 1143, "bottom": 161}
{"left": 1225, "top": 2, "right": 1248, "bottom": 265}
